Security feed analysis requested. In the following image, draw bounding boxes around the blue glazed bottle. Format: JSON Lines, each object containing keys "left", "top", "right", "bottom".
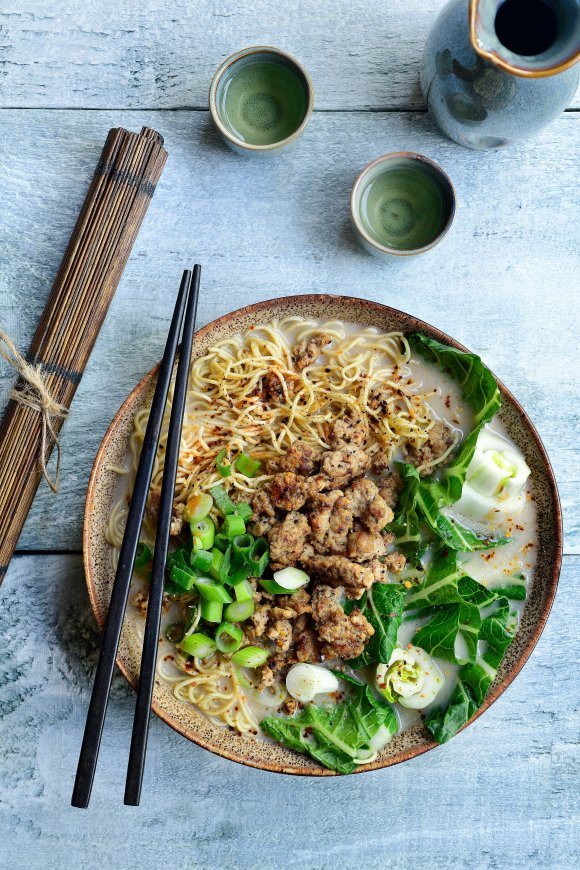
{"left": 421, "top": 0, "right": 580, "bottom": 150}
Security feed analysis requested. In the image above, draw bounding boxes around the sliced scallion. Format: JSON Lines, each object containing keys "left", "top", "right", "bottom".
{"left": 179, "top": 632, "right": 216, "bottom": 658}
{"left": 209, "top": 484, "right": 236, "bottom": 516}
{"left": 228, "top": 564, "right": 252, "bottom": 587}
{"left": 190, "top": 548, "right": 213, "bottom": 573}
{"left": 170, "top": 565, "right": 197, "bottom": 591}
{"left": 195, "top": 576, "right": 233, "bottom": 604}
{"left": 223, "top": 514, "right": 246, "bottom": 539}
{"left": 134, "top": 542, "right": 152, "bottom": 571}
{"left": 191, "top": 516, "right": 215, "bottom": 550}
{"left": 201, "top": 599, "right": 223, "bottom": 624}
{"left": 259, "top": 578, "right": 294, "bottom": 595}
{"left": 231, "top": 646, "right": 270, "bottom": 667}
{"left": 272, "top": 566, "right": 310, "bottom": 591}
{"left": 233, "top": 578, "right": 253, "bottom": 602}
{"left": 215, "top": 448, "right": 232, "bottom": 478}
{"left": 224, "top": 599, "right": 255, "bottom": 623}
{"left": 164, "top": 580, "right": 184, "bottom": 598}
{"left": 213, "top": 532, "right": 230, "bottom": 553}
{"left": 234, "top": 502, "right": 253, "bottom": 521}
{"left": 235, "top": 453, "right": 261, "bottom": 478}
{"left": 183, "top": 492, "right": 213, "bottom": 523}
{"left": 248, "top": 537, "right": 269, "bottom": 577}
{"left": 215, "top": 622, "right": 244, "bottom": 654}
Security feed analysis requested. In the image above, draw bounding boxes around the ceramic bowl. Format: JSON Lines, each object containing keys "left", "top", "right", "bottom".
{"left": 208, "top": 46, "right": 314, "bottom": 156}
{"left": 351, "top": 152, "right": 456, "bottom": 259}
{"left": 84, "top": 294, "right": 562, "bottom": 776}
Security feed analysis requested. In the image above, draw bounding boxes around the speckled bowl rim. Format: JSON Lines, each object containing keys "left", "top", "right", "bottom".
{"left": 350, "top": 152, "right": 457, "bottom": 257}
{"left": 208, "top": 45, "right": 315, "bottom": 153}
{"left": 84, "top": 294, "right": 562, "bottom": 776}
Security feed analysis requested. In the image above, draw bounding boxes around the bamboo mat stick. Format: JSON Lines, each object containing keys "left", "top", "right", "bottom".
{"left": 0, "top": 126, "right": 168, "bottom": 582}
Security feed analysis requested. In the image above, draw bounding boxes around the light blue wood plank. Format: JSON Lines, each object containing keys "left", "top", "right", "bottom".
{"left": 0, "top": 109, "right": 578, "bottom": 552}
{"left": 1, "top": 0, "right": 578, "bottom": 111}
{"left": 0, "top": 553, "right": 578, "bottom": 869}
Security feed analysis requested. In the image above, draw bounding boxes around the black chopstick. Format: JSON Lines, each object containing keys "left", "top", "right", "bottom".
{"left": 124, "top": 264, "right": 201, "bottom": 806}
{"left": 72, "top": 269, "right": 193, "bottom": 809}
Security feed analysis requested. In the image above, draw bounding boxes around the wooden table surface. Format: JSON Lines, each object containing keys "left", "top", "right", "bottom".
{"left": 0, "top": 2, "right": 578, "bottom": 867}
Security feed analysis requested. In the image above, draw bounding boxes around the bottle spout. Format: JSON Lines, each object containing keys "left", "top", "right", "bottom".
{"left": 470, "top": 0, "right": 580, "bottom": 77}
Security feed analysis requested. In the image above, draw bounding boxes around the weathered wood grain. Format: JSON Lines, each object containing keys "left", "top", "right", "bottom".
{"left": 0, "top": 109, "right": 578, "bottom": 553}
{"left": 0, "top": 552, "right": 577, "bottom": 869}
{"left": 0, "top": 0, "right": 578, "bottom": 111}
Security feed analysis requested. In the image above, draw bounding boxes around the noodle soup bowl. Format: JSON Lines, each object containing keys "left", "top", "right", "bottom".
{"left": 84, "top": 294, "right": 562, "bottom": 775}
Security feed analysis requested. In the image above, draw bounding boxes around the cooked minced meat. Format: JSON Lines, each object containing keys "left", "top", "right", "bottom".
{"left": 248, "top": 488, "right": 278, "bottom": 537}
{"left": 260, "top": 371, "right": 285, "bottom": 403}
{"left": 266, "top": 618, "right": 294, "bottom": 651}
{"left": 308, "top": 490, "right": 353, "bottom": 555}
{"left": 311, "top": 585, "right": 374, "bottom": 660}
{"left": 384, "top": 551, "right": 407, "bottom": 574}
{"left": 306, "top": 554, "right": 383, "bottom": 599}
{"left": 292, "top": 333, "right": 332, "bottom": 371}
{"left": 328, "top": 408, "right": 367, "bottom": 449}
{"left": 346, "top": 525, "right": 387, "bottom": 562}
{"left": 267, "top": 471, "right": 314, "bottom": 512}
{"left": 378, "top": 471, "right": 403, "bottom": 509}
{"left": 371, "top": 450, "right": 390, "bottom": 474}
{"left": 406, "top": 420, "right": 456, "bottom": 475}
{"left": 295, "top": 627, "right": 321, "bottom": 662}
{"left": 343, "top": 477, "right": 393, "bottom": 532}
{"left": 268, "top": 511, "right": 312, "bottom": 567}
{"left": 273, "top": 441, "right": 321, "bottom": 477}
{"left": 320, "top": 444, "right": 370, "bottom": 488}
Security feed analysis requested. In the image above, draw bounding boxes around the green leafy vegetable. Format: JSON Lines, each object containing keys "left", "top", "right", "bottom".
{"left": 394, "top": 463, "right": 509, "bottom": 553}
{"left": 412, "top": 600, "right": 481, "bottom": 664}
{"left": 425, "top": 598, "right": 517, "bottom": 743}
{"left": 261, "top": 674, "right": 397, "bottom": 774}
{"left": 345, "top": 584, "right": 406, "bottom": 669}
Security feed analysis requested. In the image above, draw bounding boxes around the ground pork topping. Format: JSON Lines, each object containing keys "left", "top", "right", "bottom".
{"left": 311, "top": 585, "right": 374, "bottom": 660}
{"left": 267, "top": 471, "right": 314, "bottom": 512}
{"left": 273, "top": 441, "right": 321, "bottom": 477}
{"left": 291, "top": 333, "right": 332, "bottom": 371}
{"left": 378, "top": 471, "right": 403, "bottom": 509}
{"left": 406, "top": 420, "right": 456, "bottom": 475}
{"left": 347, "top": 525, "right": 387, "bottom": 562}
{"left": 342, "top": 476, "right": 393, "bottom": 531}
{"left": 308, "top": 490, "right": 353, "bottom": 555}
{"left": 320, "top": 443, "right": 370, "bottom": 488}
{"left": 328, "top": 408, "right": 368, "bottom": 448}
{"left": 268, "top": 511, "right": 312, "bottom": 568}
{"left": 305, "top": 554, "right": 383, "bottom": 599}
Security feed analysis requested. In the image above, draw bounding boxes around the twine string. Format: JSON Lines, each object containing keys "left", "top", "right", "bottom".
{"left": 0, "top": 330, "right": 68, "bottom": 493}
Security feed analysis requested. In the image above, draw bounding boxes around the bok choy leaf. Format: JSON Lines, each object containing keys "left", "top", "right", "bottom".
{"left": 344, "top": 583, "right": 407, "bottom": 669}
{"left": 261, "top": 674, "right": 398, "bottom": 774}
{"left": 425, "top": 598, "right": 517, "bottom": 743}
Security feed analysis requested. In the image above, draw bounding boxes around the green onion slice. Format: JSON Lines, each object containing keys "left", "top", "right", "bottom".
{"left": 224, "top": 599, "right": 255, "bottom": 623}
{"left": 179, "top": 632, "right": 217, "bottom": 658}
{"left": 215, "top": 622, "right": 244, "bottom": 654}
{"left": 165, "top": 622, "right": 185, "bottom": 644}
{"left": 235, "top": 453, "right": 262, "bottom": 478}
{"left": 164, "top": 580, "right": 185, "bottom": 598}
{"left": 183, "top": 492, "right": 213, "bottom": 523}
{"left": 272, "top": 566, "right": 310, "bottom": 591}
{"left": 248, "top": 537, "right": 269, "bottom": 576}
{"left": 228, "top": 564, "right": 252, "bottom": 587}
{"left": 201, "top": 599, "right": 223, "bottom": 624}
{"left": 215, "top": 448, "right": 232, "bottom": 478}
{"left": 209, "top": 484, "right": 237, "bottom": 516}
{"left": 213, "top": 532, "right": 230, "bottom": 553}
{"left": 259, "top": 578, "right": 295, "bottom": 595}
{"left": 191, "top": 516, "right": 215, "bottom": 550}
{"left": 223, "top": 513, "right": 246, "bottom": 539}
{"left": 167, "top": 548, "right": 189, "bottom": 573}
{"left": 231, "top": 646, "right": 270, "bottom": 667}
{"left": 195, "top": 576, "right": 233, "bottom": 603}
{"left": 134, "top": 542, "right": 152, "bottom": 571}
{"left": 190, "top": 548, "right": 213, "bottom": 573}
{"left": 170, "top": 565, "right": 197, "bottom": 591}
{"left": 234, "top": 502, "right": 253, "bottom": 521}
{"left": 184, "top": 604, "right": 201, "bottom": 634}
{"left": 233, "top": 578, "right": 253, "bottom": 602}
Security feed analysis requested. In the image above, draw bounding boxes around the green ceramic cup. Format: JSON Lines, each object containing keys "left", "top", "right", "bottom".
{"left": 209, "top": 46, "right": 314, "bottom": 156}
{"left": 351, "top": 152, "right": 456, "bottom": 259}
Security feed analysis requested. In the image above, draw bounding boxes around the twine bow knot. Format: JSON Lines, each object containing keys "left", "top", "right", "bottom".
{"left": 0, "top": 330, "right": 68, "bottom": 493}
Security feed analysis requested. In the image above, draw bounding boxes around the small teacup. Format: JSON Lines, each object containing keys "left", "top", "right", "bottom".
{"left": 209, "top": 46, "right": 314, "bottom": 156}
{"left": 351, "top": 152, "right": 456, "bottom": 258}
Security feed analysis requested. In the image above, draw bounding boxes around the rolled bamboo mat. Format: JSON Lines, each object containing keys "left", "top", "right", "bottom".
{"left": 0, "top": 125, "right": 168, "bottom": 582}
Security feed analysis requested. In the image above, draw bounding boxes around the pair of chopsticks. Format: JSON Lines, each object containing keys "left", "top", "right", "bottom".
{"left": 72, "top": 266, "right": 201, "bottom": 808}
